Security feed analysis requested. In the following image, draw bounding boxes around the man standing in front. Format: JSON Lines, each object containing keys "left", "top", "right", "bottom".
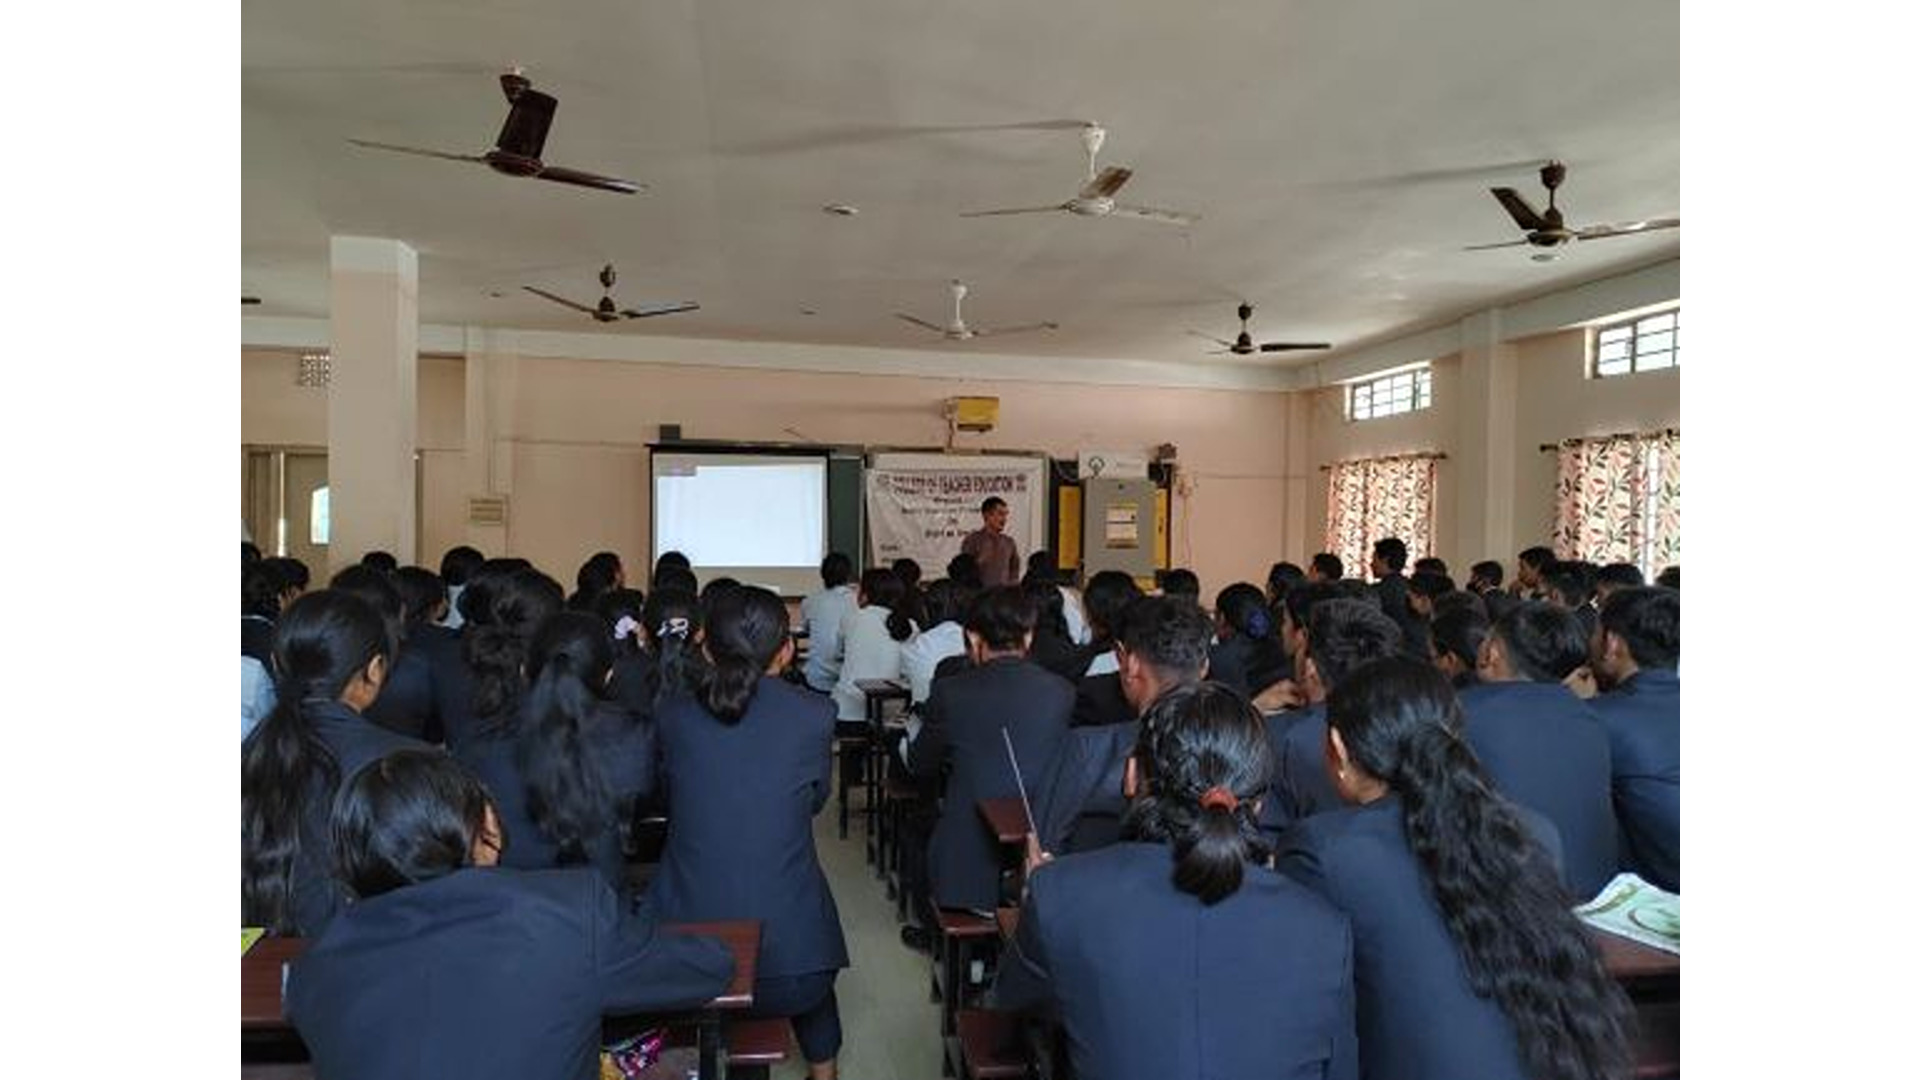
{"left": 961, "top": 496, "right": 1020, "bottom": 588}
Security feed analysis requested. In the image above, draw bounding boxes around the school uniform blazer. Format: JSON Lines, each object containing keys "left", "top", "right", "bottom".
{"left": 286, "top": 868, "right": 734, "bottom": 1080}
{"left": 1071, "top": 671, "right": 1134, "bottom": 728}
{"left": 1261, "top": 704, "right": 1343, "bottom": 842}
{"left": 1030, "top": 630, "right": 1095, "bottom": 682}
{"left": 607, "top": 648, "right": 658, "bottom": 722}
{"left": 455, "top": 700, "right": 658, "bottom": 889}
{"left": 1208, "top": 633, "right": 1290, "bottom": 698}
{"left": 994, "top": 842, "right": 1358, "bottom": 1080}
{"left": 364, "top": 638, "right": 437, "bottom": 741}
{"left": 1589, "top": 668, "right": 1680, "bottom": 892}
{"left": 907, "top": 656, "right": 1074, "bottom": 911}
{"left": 241, "top": 614, "right": 275, "bottom": 666}
{"left": 1276, "top": 799, "right": 1532, "bottom": 1080}
{"left": 1458, "top": 681, "right": 1620, "bottom": 900}
{"left": 427, "top": 635, "right": 482, "bottom": 751}
{"left": 263, "top": 700, "right": 432, "bottom": 938}
{"left": 646, "top": 677, "right": 848, "bottom": 979}
{"left": 1030, "top": 720, "right": 1139, "bottom": 855}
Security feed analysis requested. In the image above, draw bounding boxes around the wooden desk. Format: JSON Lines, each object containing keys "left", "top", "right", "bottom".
{"left": 242, "top": 920, "right": 761, "bottom": 1079}
{"left": 1591, "top": 928, "right": 1679, "bottom": 984}
{"left": 856, "top": 679, "right": 912, "bottom": 854}
{"left": 977, "top": 797, "right": 1031, "bottom": 846}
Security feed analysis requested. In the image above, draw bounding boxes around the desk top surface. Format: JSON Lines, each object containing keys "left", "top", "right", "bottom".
{"left": 242, "top": 919, "right": 760, "bottom": 1029}
{"left": 977, "top": 796, "right": 1031, "bottom": 845}
{"left": 854, "top": 678, "right": 910, "bottom": 697}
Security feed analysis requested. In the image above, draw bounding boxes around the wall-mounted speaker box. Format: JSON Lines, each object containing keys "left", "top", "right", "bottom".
{"left": 949, "top": 396, "right": 999, "bottom": 432}
{"left": 660, "top": 424, "right": 683, "bottom": 442}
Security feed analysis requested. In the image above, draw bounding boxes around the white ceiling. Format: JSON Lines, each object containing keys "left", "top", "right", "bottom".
{"left": 242, "top": 0, "right": 1679, "bottom": 368}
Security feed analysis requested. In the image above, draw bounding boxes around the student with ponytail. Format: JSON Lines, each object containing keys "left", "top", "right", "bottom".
{"left": 622, "top": 586, "right": 704, "bottom": 717}
{"left": 996, "top": 682, "right": 1358, "bottom": 1080}
{"left": 647, "top": 586, "right": 848, "bottom": 1080}
{"left": 829, "top": 566, "right": 917, "bottom": 722}
{"left": 242, "top": 590, "right": 432, "bottom": 936}
{"left": 1277, "top": 657, "right": 1633, "bottom": 1080}
{"left": 443, "top": 567, "right": 564, "bottom": 751}
{"left": 1209, "top": 581, "right": 1291, "bottom": 698}
{"left": 455, "top": 611, "right": 657, "bottom": 890}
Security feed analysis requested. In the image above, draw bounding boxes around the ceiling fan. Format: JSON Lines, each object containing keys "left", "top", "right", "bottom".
{"left": 523, "top": 265, "right": 698, "bottom": 322}
{"left": 349, "top": 70, "right": 644, "bottom": 194}
{"left": 241, "top": 296, "right": 261, "bottom": 306}
{"left": 1189, "top": 303, "right": 1330, "bottom": 356}
{"left": 961, "top": 124, "right": 1198, "bottom": 227}
{"left": 1467, "top": 161, "right": 1677, "bottom": 260}
{"left": 896, "top": 280, "right": 1059, "bottom": 341}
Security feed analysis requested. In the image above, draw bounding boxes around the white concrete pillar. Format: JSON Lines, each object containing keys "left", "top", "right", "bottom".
{"left": 327, "top": 236, "right": 418, "bottom": 574}
{"left": 460, "top": 328, "right": 514, "bottom": 556}
{"left": 1453, "top": 309, "right": 1520, "bottom": 565}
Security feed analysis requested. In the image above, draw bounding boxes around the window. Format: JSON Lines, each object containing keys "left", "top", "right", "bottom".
{"left": 1552, "top": 431, "right": 1679, "bottom": 576}
{"left": 310, "top": 486, "right": 331, "bottom": 546}
{"left": 1347, "top": 368, "right": 1433, "bottom": 421}
{"left": 1592, "top": 309, "right": 1679, "bottom": 377}
{"left": 1324, "top": 454, "right": 1441, "bottom": 576}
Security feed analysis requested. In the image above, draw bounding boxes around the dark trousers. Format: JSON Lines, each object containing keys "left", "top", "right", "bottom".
{"left": 750, "top": 970, "right": 842, "bottom": 1064}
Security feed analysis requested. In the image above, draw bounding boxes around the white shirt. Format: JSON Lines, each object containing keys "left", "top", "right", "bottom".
{"left": 242, "top": 656, "right": 276, "bottom": 740}
{"left": 1060, "top": 586, "right": 1092, "bottom": 646}
{"left": 901, "top": 621, "right": 968, "bottom": 705}
{"left": 800, "top": 584, "right": 858, "bottom": 691}
{"left": 441, "top": 583, "right": 466, "bottom": 630}
{"left": 1085, "top": 648, "right": 1119, "bottom": 677}
{"left": 832, "top": 604, "right": 917, "bottom": 721}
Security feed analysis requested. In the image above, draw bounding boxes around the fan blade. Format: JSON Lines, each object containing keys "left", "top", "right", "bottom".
{"left": 348, "top": 138, "right": 488, "bottom": 164}
{"left": 1259, "top": 342, "right": 1332, "bottom": 352}
{"left": 1109, "top": 204, "right": 1199, "bottom": 226}
{"left": 620, "top": 301, "right": 700, "bottom": 319}
{"left": 1490, "top": 187, "right": 1547, "bottom": 231}
{"left": 1575, "top": 217, "right": 1680, "bottom": 240}
{"left": 1078, "top": 166, "right": 1134, "bottom": 200}
{"left": 1186, "top": 330, "right": 1235, "bottom": 347}
{"left": 1463, "top": 239, "right": 1531, "bottom": 250}
{"left": 974, "top": 322, "right": 1060, "bottom": 338}
{"left": 959, "top": 204, "right": 1069, "bottom": 218}
{"left": 535, "top": 164, "right": 645, "bottom": 194}
{"left": 895, "top": 313, "right": 948, "bottom": 333}
{"left": 495, "top": 89, "right": 558, "bottom": 160}
{"left": 522, "top": 285, "right": 599, "bottom": 315}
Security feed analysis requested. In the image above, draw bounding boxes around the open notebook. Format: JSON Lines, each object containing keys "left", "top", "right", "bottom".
{"left": 1575, "top": 873, "right": 1679, "bottom": 954}
{"left": 242, "top": 927, "right": 265, "bottom": 956}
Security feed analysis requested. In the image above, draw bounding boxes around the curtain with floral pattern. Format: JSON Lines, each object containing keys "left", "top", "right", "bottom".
{"left": 1553, "top": 430, "right": 1680, "bottom": 575}
{"left": 1324, "top": 455, "right": 1440, "bottom": 575}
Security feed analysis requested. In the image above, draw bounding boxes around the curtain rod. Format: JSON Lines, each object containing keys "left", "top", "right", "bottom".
{"left": 1537, "top": 427, "right": 1679, "bottom": 453}
{"left": 1318, "top": 451, "right": 1447, "bottom": 472}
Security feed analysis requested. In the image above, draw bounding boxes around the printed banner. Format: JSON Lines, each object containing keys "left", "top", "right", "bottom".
{"left": 865, "top": 467, "right": 1042, "bottom": 575}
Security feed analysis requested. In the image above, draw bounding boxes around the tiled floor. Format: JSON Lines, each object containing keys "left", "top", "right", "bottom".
{"left": 767, "top": 783, "right": 947, "bottom": 1079}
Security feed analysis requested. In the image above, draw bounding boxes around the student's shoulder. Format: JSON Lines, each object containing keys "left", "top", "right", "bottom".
{"left": 760, "top": 676, "right": 836, "bottom": 721}
{"left": 1239, "top": 861, "right": 1352, "bottom": 933}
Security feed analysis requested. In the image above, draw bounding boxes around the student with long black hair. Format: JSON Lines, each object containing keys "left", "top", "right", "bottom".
{"left": 1022, "top": 576, "right": 1086, "bottom": 680}
{"left": 243, "top": 590, "right": 431, "bottom": 936}
{"left": 1209, "top": 581, "right": 1290, "bottom": 698}
{"left": 830, "top": 566, "right": 916, "bottom": 722}
{"left": 456, "top": 611, "right": 657, "bottom": 891}
{"left": 625, "top": 586, "right": 704, "bottom": 716}
{"left": 900, "top": 578, "right": 972, "bottom": 705}
{"left": 446, "top": 567, "right": 565, "bottom": 751}
{"left": 1279, "top": 658, "right": 1633, "bottom": 1080}
{"left": 593, "top": 587, "right": 648, "bottom": 658}
{"left": 1079, "top": 569, "right": 1143, "bottom": 678}
{"left": 285, "top": 750, "right": 734, "bottom": 1080}
{"left": 997, "top": 683, "right": 1358, "bottom": 1080}
{"left": 648, "top": 586, "right": 848, "bottom": 1080}
{"left": 241, "top": 560, "right": 281, "bottom": 665}
{"left": 1463, "top": 601, "right": 1619, "bottom": 900}
{"left": 1430, "top": 604, "right": 1490, "bottom": 690}
{"left": 568, "top": 550, "right": 624, "bottom": 612}
{"left": 334, "top": 564, "right": 440, "bottom": 741}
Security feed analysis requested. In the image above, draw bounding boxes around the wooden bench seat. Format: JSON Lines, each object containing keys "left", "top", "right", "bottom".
{"left": 723, "top": 1015, "right": 791, "bottom": 1079}
{"left": 950, "top": 1008, "right": 1032, "bottom": 1079}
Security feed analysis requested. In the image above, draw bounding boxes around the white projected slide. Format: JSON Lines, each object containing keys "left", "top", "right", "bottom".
{"left": 652, "top": 453, "right": 827, "bottom": 595}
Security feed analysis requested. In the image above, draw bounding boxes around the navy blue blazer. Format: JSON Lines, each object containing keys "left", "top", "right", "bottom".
{"left": 1209, "top": 632, "right": 1291, "bottom": 698}
{"left": 364, "top": 639, "right": 437, "bottom": 741}
{"left": 287, "top": 868, "right": 734, "bottom": 1080}
{"left": 427, "top": 634, "right": 483, "bottom": 751}
{"left": 1261, "top": 704, "right": 1343, "bottom": 841}
{"left": 1277, "top": 799, "right": 1532, "bottom": 1080}
{"left": 907, "top": 656, "right": 1074, "bottom": 911}
{"left": 995, "top": 842, "right": 1358, "bottom": 1080}
{"left": 241, "top": 614, "right": 275, "bottom": 666}
{"left": 1589, "top": 668, "right": 1679, "bottom": 892}
{"left": 251, "top": 700, "right": 432, "bottom": 937}
{"left": 1030, "top": 720, "right": 1138, "bottom": 855}
{"left": 1071, "top": 671, "right": 1134, "bottom": 728}
{"left": 455, "top": 700, "right": 658, "bottom": 890}
{"left": 608, "top": 649, "right": 658, "bottom": 721}
{"left": 1458, "top": 681, "right": 1620, "bottom": 900}
{"left": 646, "top": 678, "right": 848, "bottom": 979}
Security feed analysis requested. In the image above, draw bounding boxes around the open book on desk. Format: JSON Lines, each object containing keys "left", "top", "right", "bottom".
{"left": 1575, "top": 873, "right": 1679, "bottom": 954}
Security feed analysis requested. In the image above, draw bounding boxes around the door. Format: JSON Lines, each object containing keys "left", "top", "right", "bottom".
{"left": 283, "top": 452, "right": 329, "bottom": 571}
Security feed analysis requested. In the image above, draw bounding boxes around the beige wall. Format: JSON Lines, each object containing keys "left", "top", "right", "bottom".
{"left": 1305, "top": 326, "right": 1680, "bottom": 569}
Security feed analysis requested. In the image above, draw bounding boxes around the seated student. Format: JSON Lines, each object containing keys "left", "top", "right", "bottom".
{"left": 1511, "top": 545, "right": 1556, "bottom": 600}
{"left": 891, "top": 556, "right": 924, "bottom": 596}
{"left": 360, "top": 550, "right": 400, "bottom": 576}
{"left": 567, "top": 550, "right": 624, "bottom": 612}
{"left": 1159, "top": 567, "right": 1202, "bottom": 606}
{"left": 262, "top": 555, "right": 312, "bottom": 610}
{"left": 698, "top": 576, "right": 744, "bottom": 620}
{"left": 241, "top": 560, "right": 281, "bottom": 665}
{"left": 242, "top": 590, "right": 432, "bottom": 937}
{"left": 1208, "top": 582, "right": 1290, "bottom": 698}
{"left": 901, "top": 579, "right": 972, "bottom": 706}
{"left": 800, "top": 552, "right": 859, "bottom": 692}
{"left": 437, "top": 544, "right": 484, "bottom": 629}
{"left": 285, "top": 750, "right": 734, "bottom": 1080}
{"left": 906, "top": 587, "right": 1074, "bottom": 918}
{"left": 332, "top": 565, "right": 438, "bottom": 743}
{"left": 652, "top": 563, "right": 699, "bottom": 598}
{"left": 429, "top": 558, "right": 530, "bottom": 747}
{"left": 1022, "top": 577, "right": 1087, "bottom": 681}
{"left": 830, "top": 567, "right": 917, "bottom": 722}
{"left": 1413, "top": 555, "right": 1449, "bottom": 577}
{"left": 1655, "top": 564, "right": 1679, "bottom": 590}
{"left": 1307, "top": 552, "right": 1344, "bottom": 584}
{"left": 1078, "top": 569, "right": 1144, "bottom": 680}
{"left": 1261, "top": 598, "right": 1403, "bottom": 839}
{"left": 1462, "top": 601, "right": 1620, "bottom": 901}
{"left": 1277, "top": 658, "right": 1633, "bottom": 1080}
{"left": 1369, "top": 538, "right": 1426, "bottom": 654}
{"left": 651, "top": 549, "right": 692, "bottom": 587}
{"left": 648, "top": 587, "right": 848, "bottom": 1080}
{"left": 1429, "top": 604, "right": 1490, "bottom": 691}
{"left": 1032, "top": 596, "right": 1211, "bottom": 856}
{"left": 449, "top": 567, "right": 567, "bottom": 751}
{"left": 1266, "top": 560, "right": 1306, "bottom": 608}
{"left": 945, "top": 551, "right": 984, "bottom": 591}
{"left": 593, "top": 586, "right": 648, "bottom": 658}
{"left": 1594, "top": 561, "right": 1647, "bottom": 604}
{"left": 455, "top": 612, "right": 656, "bottom": 892}
{"left": 1467, "top": 558, "right": 1504, "bottom": 596}
{"left": 997, "top": 683, "right": 1359, "bottom": 1080}
{"left": 1026, "top": 550, "right": 1091, "bottom": 645}
{"left": 242, "top": 655, "right": 275, "bottom": 741}
{"left": 1589, "top": 586, "right": 1680, "bottom": 892}
{"left": 609, "top": 586, "right": 703, "bottom": 721}
{"left": 1545, "top": 561, "right": 1601, "bottom": 642}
